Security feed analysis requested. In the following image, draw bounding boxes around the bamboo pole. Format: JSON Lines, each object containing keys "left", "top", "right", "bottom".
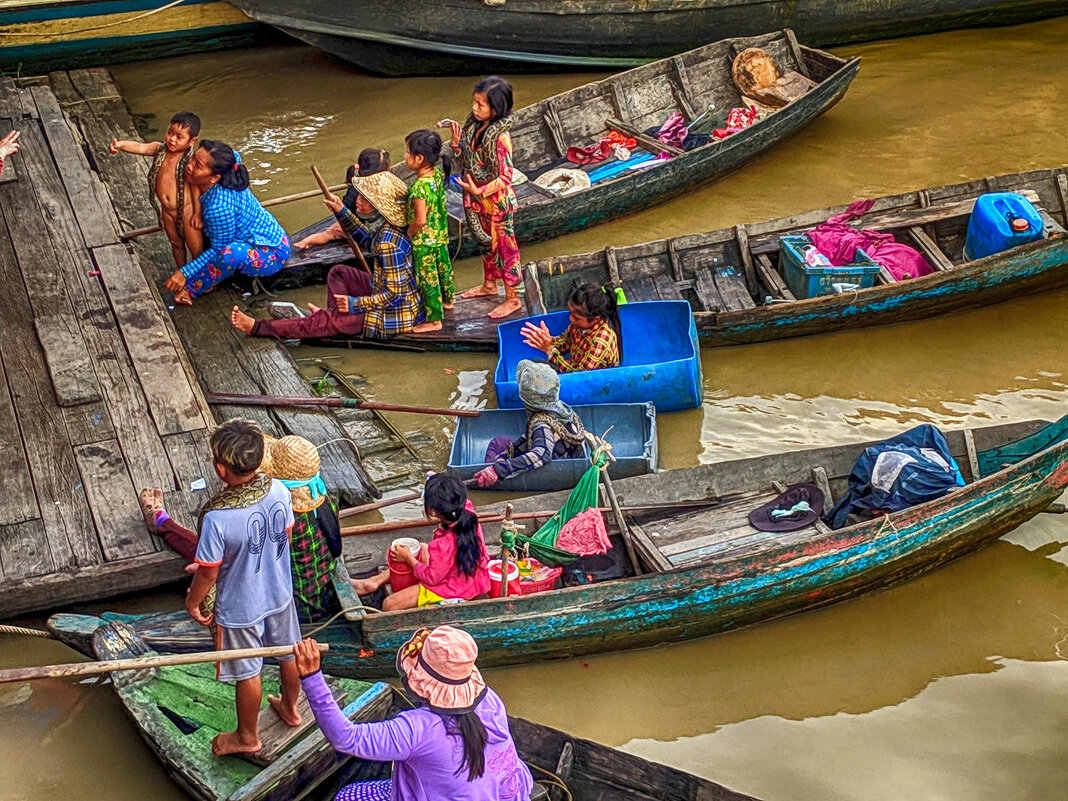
{"left": 205, "top": 392, "right": 479, "bottom": 418}
{"left": 312, "top": 164, "right": 371, "bottom": 272}
{"left": 0, "top": 643, "right": 329, "bottom": 685}
{"left": 599, "top": 470, "right": 643, "bottom": 576}
{"left": 318, "top": 363, "right": 419, "bottom": 459}
{"left": 119, "top": 183, "right": 348, "bottom": 240}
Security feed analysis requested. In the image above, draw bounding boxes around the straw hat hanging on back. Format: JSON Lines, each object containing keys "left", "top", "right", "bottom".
{"left": 260, "top": 434, "right": 327, "bottom": 513}
{"left": 350, "top": 170, "right": 409, "bottom": 228}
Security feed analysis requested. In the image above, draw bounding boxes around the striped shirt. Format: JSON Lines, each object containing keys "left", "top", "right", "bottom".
{"left": 336, "top": 207, "right": 422, "bottom": 338}
{"left": 492, "top": 419, "right": 586, "bottom": 480}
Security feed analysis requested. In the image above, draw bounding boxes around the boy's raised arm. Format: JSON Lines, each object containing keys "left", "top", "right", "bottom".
{"left": 109, "top": 139, "right": 162, "bottom": 156}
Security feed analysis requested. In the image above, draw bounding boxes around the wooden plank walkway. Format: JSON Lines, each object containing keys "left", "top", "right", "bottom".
{"left": 0, "top": 73, "right": 377, "bottom": 618}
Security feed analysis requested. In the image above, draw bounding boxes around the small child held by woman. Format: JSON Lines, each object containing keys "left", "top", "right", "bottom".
{"left": 405, "top": 130, "right": 456, "bottom": 334}
{"left": 448, "top": 76, "right": 523, "bottom": 320}
{"left": 350, "top": 473, "right": 489, "bottom": 611}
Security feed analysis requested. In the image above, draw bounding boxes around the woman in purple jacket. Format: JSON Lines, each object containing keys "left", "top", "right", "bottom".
{"left": 293, "top": 625, "right": 534, "bottom": 801}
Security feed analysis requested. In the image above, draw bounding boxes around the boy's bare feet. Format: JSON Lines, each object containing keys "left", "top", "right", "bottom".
{"left": 460, "top": 282, "right": 498, "bottom": 299}
{"left": 174, "top": 288, "right": 193, "bottom": 306}
{"left": 268, "top": 693, "right": 302, "bottom": 727}
{"left": 489, "top": 296, "right": 523, "bottom": 319}
{"left": 138, "top": 488, "right": 164, "bottom": 533}
{"left": 230, "top": 305, "right": 254, "bottom": 335}
{"left": 211, "top": 730, "right": 261, "bottom": 757}
{"left": 412, "top": 320, "right": 443, "bottom": 333}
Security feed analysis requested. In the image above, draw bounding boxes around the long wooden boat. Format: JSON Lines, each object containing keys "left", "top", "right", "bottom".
{"left": 82, "top": 620, "right": 762, "bottom": 801}
{"left": 276, "top": 30, "right": 858, "bottom": 284}
{"left": 226, "top": 0, "right": 1068, "bottom": 77}
{"left": 50, "top": 415, "right": 1068, "bottom": 677}
{"left": 0, "top": 0, "right": 267, "bottom": 74}
{"left": 279, "top": 166, "right": 1068, "bottom": 353}
{"left": 448, "top": 402, "right": 658, "bottom": 492}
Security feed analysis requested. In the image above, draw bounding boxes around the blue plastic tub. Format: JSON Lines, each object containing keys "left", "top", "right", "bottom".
{"left": 779, "top": 234, "right": 880, "bottom": 299}
{"left": 964, "top": 192, "right": 1044, "bottom": 261}
{"left": 447, "top": 403, "right": 658, "bottom": 492}
{"left": 494, "top": 300, "right": 702, "bottom": 413}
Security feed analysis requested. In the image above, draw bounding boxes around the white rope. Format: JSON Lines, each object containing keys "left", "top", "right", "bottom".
{"left": 3, "top": 0, "right": 189, "bottom": 37}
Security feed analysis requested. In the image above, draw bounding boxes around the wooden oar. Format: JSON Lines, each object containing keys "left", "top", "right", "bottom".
{"left": 340, "top": 478, "right": 480, "bottom": 520}
{"left": 119, "top": 183, "right": 349, "bottom": 240}
{"left": 340, "top": 497, "right": 733, "bottom": 533}
{"left": 205, "top": 392, "right": 479, "bottom": 418}
{"left": 312, "top": 164, "right": 371, "bottom": 273}
{"left": 0, "top": 642, "right": 329, "bottom": 685}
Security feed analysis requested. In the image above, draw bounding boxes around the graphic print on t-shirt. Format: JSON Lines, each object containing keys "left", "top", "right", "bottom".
{"left": 247, "top": 499, "right": 291, "bottom": 572}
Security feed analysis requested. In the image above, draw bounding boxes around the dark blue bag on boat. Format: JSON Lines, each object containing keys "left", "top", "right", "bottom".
{"left": 826, "top": 424, "right": 965, "bottom": 530}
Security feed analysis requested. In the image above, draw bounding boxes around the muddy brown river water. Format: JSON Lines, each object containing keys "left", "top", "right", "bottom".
{"left": 2, "top": 17, "right": 1067, "bottom": 801}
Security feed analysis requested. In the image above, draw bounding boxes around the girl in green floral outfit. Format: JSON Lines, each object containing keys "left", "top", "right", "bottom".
{"left": 406, "top": 129, "right": 455, "bottom": 334}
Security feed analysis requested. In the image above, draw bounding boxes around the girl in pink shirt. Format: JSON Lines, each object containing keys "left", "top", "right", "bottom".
{"left": 351, "top": 474, "right": 490, "bottom": 611}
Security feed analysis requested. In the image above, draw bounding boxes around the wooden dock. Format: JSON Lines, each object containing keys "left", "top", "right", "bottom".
{"left": 0, "top": 72, "right": 377, "bottom": 618}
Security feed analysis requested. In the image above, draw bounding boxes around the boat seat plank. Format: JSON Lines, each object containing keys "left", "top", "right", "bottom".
{"left": 811, "top": 465, "right": 834, "bottom": 506}
{"left": 963, "top": 429, "right": 981, "bottom": 482}
{"left": 637, "top": 490, "right": 778, "bottom": 552}
{"left": 906, "top": 226, "right": 954, "bottom": 271}
{"left": 244, "top": 688, "right": 349, "bottom": 767}
{"left": 712, "top": 264, "right": 756, "bottom": 311}
{"left": 604, "top": 117, "right": 685, "bottom": 157}
{"left": 754, "top": 253, "right": 796, "bottom": 300}
{"left": 692, "top": 268, "right": 725, "bottom": 312}
{"left": 0, "top": 292, "right": 40, "bottom": 525}
{"left": 652, "top": 273, "right": 685, "bottom": 301}
{"left": 668, "top": 521, "right": 820, "bottom": 568}
{"left": 0, "top": 520, "right": 53, "bottom": 580}
{"left": 625, "top": 520, "right": 674, "bottom": 572}
{"left": 622, "top": 275, "right": 659, "bottom": 303}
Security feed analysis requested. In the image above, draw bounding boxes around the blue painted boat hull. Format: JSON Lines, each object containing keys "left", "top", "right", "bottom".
{"left": 494, "top": 301, "right": 702, "bottom": 413}
{"left": 447, "top": 403, "right": 658, "bottom": 492}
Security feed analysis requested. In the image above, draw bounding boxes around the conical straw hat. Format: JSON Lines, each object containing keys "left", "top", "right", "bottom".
{"left": 350, "top": 170, "right": 409, "bottom": 228}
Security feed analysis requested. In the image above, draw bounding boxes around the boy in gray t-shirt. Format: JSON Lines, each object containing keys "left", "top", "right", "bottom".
{"left": 186, "top": 419, "right": 302, "bottom": 757}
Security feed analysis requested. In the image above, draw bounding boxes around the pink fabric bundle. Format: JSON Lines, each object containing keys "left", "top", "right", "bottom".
{"left": 657, "top": 112, "right": 689, "bottom": 148}
{"left": 712, "top": 106, "right": 760, "bottom": 140}
{"left": 807, "top": 199, "right": 935, "bottom": 281}
{"left": 555, "top": 508, "right": 612, "bottom": 556}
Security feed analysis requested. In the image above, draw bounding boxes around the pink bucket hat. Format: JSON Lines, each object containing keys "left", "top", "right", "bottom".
{"left": 396, "top": 626, "right": 487, "bottom": 714}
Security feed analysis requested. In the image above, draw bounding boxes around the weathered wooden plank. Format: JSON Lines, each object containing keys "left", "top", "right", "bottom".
{"left": 0, "top": 519, "right": 52, "bottom": 581}
{"left": 605, "top": 116, "right": 685, "bottom": 157}
{"left": 541, "top": 102, "right": 566, "bottom": 158}
{"left": 1055, "top": 174, "right": 1068, "bottom": 221}
{"left": 0, "top": 342, "right": 39, "bottom": 526}
{"left": 92, "top": 244, "right": 206, "bottom": 436}
{"left": 245, "top": 688, "right": 348, "bottom": 767}
{"left": 962, "top": 429, "right": 981, "bottom": 482}
{"left": 0, "top": 119, "right": 15, "bottom": 185}
{"left": 33, "top": 313, "right": 102, "bottom": 406}
{"left": 671, "top": 57, "right": 698, "bottom": 120}
{"left": 907, "top": 226, "right": 954, "bottom": 272}
{"left": 693, "top": 268, "right": 725, "bottom": 312}
{"left": 622, "top": 274, "right": 658, "bottom": 302}
{"left": 68, "top": 68, "right": 122, "bottom": 101}
{"left": 733, "top": 224, "right": 758, "bottom": 295}
{"left": 784, "top": 29, "right": 811, "bottom": 78}
{"left": 63, "top": 400, "right": 116, "bottom": 446}
{"left": 811, "top": 465, "right": 834, "bottom": 505}
{"left": 160, "top": 430, "right": 219, "bottom": 530}
{"left": 29, "top": 86, "right": 118, "bottom": 248}
{"left": 665, "top": 238, "right": 685, "bottom": 282}
{"left": 754, "top": 253, "right": 796, "bottom": 300}
{"left": 625, "top": 520, "right": 673, "bottom": 572}
{"left": 74, "top": 439, "right": 156, "bottom": 561}
{"left": 712, "top": 265, "right": 756, "bottom": 311}
{"left": 0, "top": 204, "right": 99, "bottom": 571}
{"left": 608, "top": 81, "right": 630, "bottom": 122}
{"left": 652, "top": 273, "right": 684, "bottom": 301}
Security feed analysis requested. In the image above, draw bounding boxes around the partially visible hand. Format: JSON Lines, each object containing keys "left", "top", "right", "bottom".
{"left": 449, "top": 121, "right": 462, "bottom": 149}
{"left": 165, "top": 270, "right": 186, "bottom": 293}
{"left": 186, "top": 599, "right": 213, "bottom": 627}
{"left": 390, "top": 543, "right": 417, "bottom": 566}
{"left": 333, "top": 294, "right": 351, "bottom": 314}
{"left": 520, "top": 320, "right": 553, "bottom": 354}
{"left": 456, "top": 173, "right": 484, "bottom": 197}
{"left": 293, "top": 638, "right": 322, "bottom": 678}
{"left": 0, "top": 130, "right": 21, "bottom": 160}
{"left": 324, "top": 193, "right": 344, "bottom": 214}
{"left": 191, "top": 215, "right": 203, "bottom": 231}
{"left": 475, "top": 466, "right": 499, "bottom": 488}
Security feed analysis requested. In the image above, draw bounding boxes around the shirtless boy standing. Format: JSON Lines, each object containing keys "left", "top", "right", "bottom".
{"left": 111, "top": 111, "right": 204, "bottom": 268}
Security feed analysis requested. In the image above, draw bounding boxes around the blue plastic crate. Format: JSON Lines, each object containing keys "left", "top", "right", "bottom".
{"left": 779, "top": 234, "right": 880, "bottom": 299}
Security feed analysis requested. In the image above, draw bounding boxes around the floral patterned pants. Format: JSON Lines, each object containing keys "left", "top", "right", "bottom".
{"left": 413, "top": 243, "right": 454, "bottom": 322}
{"left": 186, "top": 235, "right": 290, "bottom": 297}
{"left": 479, "top": 212, "right": 521, "bottom": 288}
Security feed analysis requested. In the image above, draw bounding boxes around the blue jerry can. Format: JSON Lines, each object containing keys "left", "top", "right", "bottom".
{"left": 964, "top": 192, "right": 1044, "bottom": 260}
